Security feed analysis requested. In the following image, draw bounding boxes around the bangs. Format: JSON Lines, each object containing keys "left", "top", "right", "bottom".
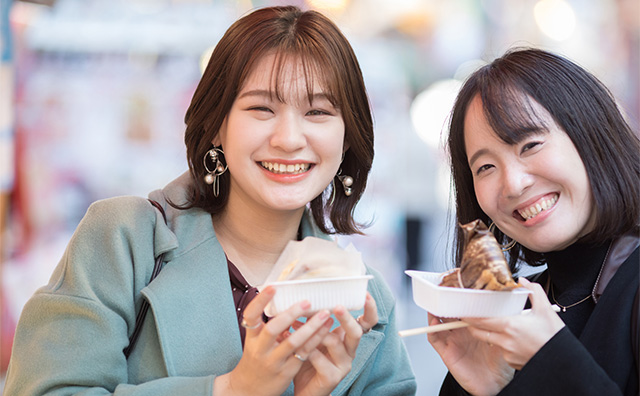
{"left": 231, "top": 38, "right": 342, "bottom": 108}
{"left": 267, "top": 50, "right": 341, "bottom": 108}
{"left": 480, "top": 83, "right": 550, "bottom": 143}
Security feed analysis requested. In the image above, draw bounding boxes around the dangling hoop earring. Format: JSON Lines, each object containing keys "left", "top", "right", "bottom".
{"left": 329, "top": 178, "right": 337, "bottom": 206}
{"left": 488, "top": 222, "right": 516, "bottom": 252}
{"left": 203, "top": 147, "right": 228, "bottom": 197}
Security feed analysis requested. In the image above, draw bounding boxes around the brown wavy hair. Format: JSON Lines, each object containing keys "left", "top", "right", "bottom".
{"left": 447, "top": 48, "right": 640, "bottom": 271}
{"left": 182, "top": 6, "right": 374, "bottom": 234}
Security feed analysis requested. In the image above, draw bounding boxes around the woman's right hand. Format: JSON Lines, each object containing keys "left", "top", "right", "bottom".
{"left": 213, "top": 286, "right": 334, "bottom": 396}
{"left": 427, "top": 313, "right": 515, "bottom": 396}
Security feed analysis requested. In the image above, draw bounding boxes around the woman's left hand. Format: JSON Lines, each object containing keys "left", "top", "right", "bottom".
{"left": 462, "top": 278, "right": 565, "bottom": 370}
{"left": 292, "top": 292, "right": 378, "bottom": 396}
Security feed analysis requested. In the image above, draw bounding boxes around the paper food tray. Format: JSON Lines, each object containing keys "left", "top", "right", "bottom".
{"left": 405, "top": 270, "right": 530, "bottom": 318}
{"left": 261, "top": 275, "right": 374, "bottom": 317}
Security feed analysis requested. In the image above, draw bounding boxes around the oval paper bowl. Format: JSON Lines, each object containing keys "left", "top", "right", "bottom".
{"left": 261, "top": 275, "right": 374, "bottom": 317}
{"left": 405, "top": 270, "right": 530, "bottom": 318}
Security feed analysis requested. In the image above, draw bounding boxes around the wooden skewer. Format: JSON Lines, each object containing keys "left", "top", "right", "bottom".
{"left": 398, "top": 305, "right": 561, "bottom": 338}
{"left": 398, "top": 321, "right": 468, "bottom": 337}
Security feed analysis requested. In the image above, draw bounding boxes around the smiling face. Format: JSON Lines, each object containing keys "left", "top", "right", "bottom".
{"left": 215, "top": 53, "right": 345, "bottom": 215}
{"left": 464, "top": 94, "right": 596, "bottom": 252}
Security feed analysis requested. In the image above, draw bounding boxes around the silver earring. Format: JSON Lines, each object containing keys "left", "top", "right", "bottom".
{"left": 203, "top": 147, "right": 228, "bottom": 197}
{"left": 329, "top": 178, "right": 337, "bottom": 206}
{"left": 488, "top": 221, "right": 516, "bottom": 251}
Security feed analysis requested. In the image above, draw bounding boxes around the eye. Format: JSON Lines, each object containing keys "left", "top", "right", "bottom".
{"left": 306, "top": 109, "right": 332, "bottom": 117}
{"left": 248, "top": 106, "right": 273, "bottom": 113}
{"left": 521, "top": 140, "right": 543, "bottom": 154}
{"left": 475, "top": 164, "right": 494, "bottom": 176}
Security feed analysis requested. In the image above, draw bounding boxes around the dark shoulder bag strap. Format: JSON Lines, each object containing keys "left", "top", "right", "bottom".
{"left": 123, "top": 199, "right": 167, "bottom": 359}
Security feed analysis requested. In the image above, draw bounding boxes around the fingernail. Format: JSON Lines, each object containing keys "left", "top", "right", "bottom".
{"left": 318, "top": 310, "right": 330, "bottom": 320}
{"left": 300, "top": 300, "right": 311, "bottom": 310}
{"left": 263, "top": 286, "right": 276, "bottom": 295}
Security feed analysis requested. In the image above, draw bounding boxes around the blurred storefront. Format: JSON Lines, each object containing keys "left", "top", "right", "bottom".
{"left": 0, "top": 0, "right": 637, "bottom": 394}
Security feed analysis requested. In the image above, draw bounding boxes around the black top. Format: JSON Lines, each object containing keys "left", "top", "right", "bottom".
{"left": 540, "top": 241, "right": 610, "bottom": 337}
{"left": 440, "top": 242, "right": 639, "bottom": 396}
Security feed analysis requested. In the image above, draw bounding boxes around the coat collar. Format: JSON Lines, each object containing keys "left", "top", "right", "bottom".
{"left": 592, "top": 231, "right": 640, "bottom": 302}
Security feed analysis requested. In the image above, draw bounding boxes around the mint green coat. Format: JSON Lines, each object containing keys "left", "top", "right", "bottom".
{"left": 4, "top": 173, "right": 416, "bottom": 395}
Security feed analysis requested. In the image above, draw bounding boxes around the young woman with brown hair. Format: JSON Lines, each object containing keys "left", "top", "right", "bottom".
{"left": 4, "top": 6, "right": 416, "bottom": 396}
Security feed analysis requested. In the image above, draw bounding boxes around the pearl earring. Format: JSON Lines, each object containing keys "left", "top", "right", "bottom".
{"left": 337, "top": 168, "right": 353, "bottom": 197}
{"left": 203, "top": 147, "right": 228, "bottom": 197}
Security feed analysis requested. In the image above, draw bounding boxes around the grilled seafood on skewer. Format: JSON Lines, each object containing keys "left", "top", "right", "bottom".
{"left": 440, "top": 220, "right": 520, "bottom": 291}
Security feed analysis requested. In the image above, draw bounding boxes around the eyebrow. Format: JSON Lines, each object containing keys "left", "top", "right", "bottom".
{"left": 237, "top": 89, "right": 271, "bottom": 100}
{"left": 237, "top": 89, "right": 333, "bottom": 103}
{"left": 468, "top": 148, "right": 489, "bottom": 168}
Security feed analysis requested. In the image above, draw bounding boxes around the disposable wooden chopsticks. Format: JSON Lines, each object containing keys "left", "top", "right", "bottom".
{"left": 398, "top": 305, "right": 561, "bottom": 338}
{"left": 398, "top": 320, "right": 469, "bottom": 337}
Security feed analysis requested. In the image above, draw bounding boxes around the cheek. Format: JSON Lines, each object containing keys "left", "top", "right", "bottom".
{"left": 315, "top": 125, "right": 346, "bottom": 160}
{"left": 323, "top": 145, "right": 344, "bottom": 176}
{"left": 473, "top": 180, "right": 496, "bottom": 216}
{"left": 574, "top": 171, "right": 595, "bottom": 221}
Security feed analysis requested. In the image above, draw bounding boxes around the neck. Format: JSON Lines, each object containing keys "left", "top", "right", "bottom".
{"left": 545, "top": 241, "right": 610, "bottom": 293}
{"left": 212, "top": 199, "right": 304, "bottom": 286}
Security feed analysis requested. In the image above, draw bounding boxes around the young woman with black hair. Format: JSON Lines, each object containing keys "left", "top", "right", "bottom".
{"left": 430, "top": 48, "right": 639, "bottom": 396}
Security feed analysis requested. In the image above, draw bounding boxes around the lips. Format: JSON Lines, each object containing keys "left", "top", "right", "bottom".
{"left": 516, "top": 193, "right": 559, "bottom": 221}
{"left": 260, "top": 161, "right": 311, "bottom": 175}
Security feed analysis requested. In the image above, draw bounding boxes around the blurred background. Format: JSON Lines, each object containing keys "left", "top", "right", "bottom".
{"left": 0, "top": 0, "right": 637, "bottom": 394}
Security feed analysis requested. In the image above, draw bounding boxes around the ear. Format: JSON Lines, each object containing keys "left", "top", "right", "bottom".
{"left": 342, "top": 142, "right": 350, "bottom": 155}
{"left": 212, "top": 118, "right": 228, "bottom": 147}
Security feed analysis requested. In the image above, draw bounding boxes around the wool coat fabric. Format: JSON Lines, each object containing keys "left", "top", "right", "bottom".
{"left": 4, "top": 173, "right": 417, "bottom": 396}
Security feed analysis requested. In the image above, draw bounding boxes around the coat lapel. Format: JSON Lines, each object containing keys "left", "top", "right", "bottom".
{"left": 141, "top": 206, "right": 243, "bottom": 377}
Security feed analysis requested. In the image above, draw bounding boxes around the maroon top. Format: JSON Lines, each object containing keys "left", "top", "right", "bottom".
{"left": 227, "top": 227, "right": 299, "bottom": 345}
{"left": 227, "top": 258, "right": 263, "bottom": 346}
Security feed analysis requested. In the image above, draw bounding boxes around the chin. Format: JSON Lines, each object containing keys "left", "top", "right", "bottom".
{"left": 520, "top": 238, "right": 574, "bottom": 253}
{"left": 269, "top": 197, "right": 316, "bottom": 211}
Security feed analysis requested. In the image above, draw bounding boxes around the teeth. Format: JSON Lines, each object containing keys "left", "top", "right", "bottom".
{"left": 261, "top": 161, "right": 310, "bottom": 175}
{"left": 518, "top": 194, "right": 558, "bottom": 220}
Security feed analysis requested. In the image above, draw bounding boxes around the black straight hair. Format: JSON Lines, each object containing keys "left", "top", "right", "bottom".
{"left": 448, "top": 47, "right": 640, "bottom": 270}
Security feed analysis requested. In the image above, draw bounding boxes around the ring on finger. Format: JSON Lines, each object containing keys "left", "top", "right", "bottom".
{"left": 356, "top": 315, "right": 372, "bottom": 334}
{"left": 240, "top": 317, "right": 262, "bottom": 330}
{"left": 293, "top": 353, "right": 307, "bottom": 362}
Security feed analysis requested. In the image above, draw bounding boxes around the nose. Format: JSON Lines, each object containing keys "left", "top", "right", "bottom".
{"left": 501, "top": 164, "right": 534, "bottom": 199}
{"left": 269, "top": 112, "right": 307, "bottom": 152}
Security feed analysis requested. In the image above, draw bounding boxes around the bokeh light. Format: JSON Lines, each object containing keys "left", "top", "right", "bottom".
{"left": 534, "top": 0, "right": 576, "bottom": 41}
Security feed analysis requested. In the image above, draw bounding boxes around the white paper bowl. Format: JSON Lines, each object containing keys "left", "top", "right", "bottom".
{"left": 262, "top": 275, "right": 374, "bottom": 317}
{"left": 405, "top": 270, "right": 530, "bottom": 318}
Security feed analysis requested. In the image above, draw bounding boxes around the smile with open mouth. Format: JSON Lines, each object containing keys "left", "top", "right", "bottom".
{"left": 260, "top": 161, "right": 311, "bottom": 175}
{"left": 516, "top": 193, "right": 559, "bottom": 221}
